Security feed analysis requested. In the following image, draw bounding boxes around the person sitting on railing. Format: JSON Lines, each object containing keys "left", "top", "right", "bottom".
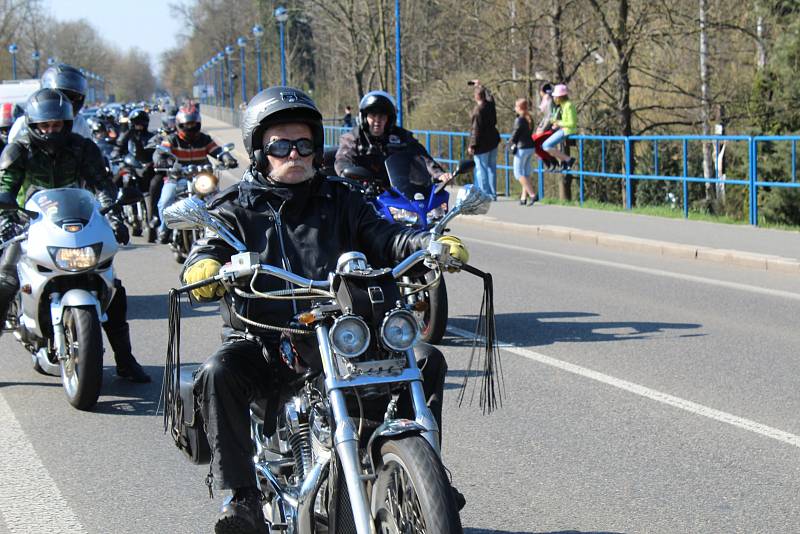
{"left": 542, "top": 84, "right": 577, "bottom": 171}
{"left": 334, "top": 90, "right": 452, "bottom": 187}
{"left": 532, "top": 83, "right": 560, "bottom": 171}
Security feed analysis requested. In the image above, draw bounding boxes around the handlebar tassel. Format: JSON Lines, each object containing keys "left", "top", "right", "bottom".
{"left": 457, "top": 265, "right": 505, "bottom": 414}
{"left": 160, "top": 288, "right": 183, "bottom": 436}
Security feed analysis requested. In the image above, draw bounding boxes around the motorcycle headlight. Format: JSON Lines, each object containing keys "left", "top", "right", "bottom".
{"left": 330, "top": 316, "right": 371, "bottom": 358}
{"left": 380, "top": 309, "right": 418, "bottom": 352}
{"left": 427, "top": 202, "right": 449, "bottom": 223}
{"left": 47, "top": 244, "right": 102, "bottom": 272}
{"left": 193, "top": 173, "right": 218, "bottom": 196}
{"left": 388, "top": 207, "right": 419, "bottom": 225}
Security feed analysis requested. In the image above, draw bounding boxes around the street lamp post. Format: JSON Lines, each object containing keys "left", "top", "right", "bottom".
{"left": 252, "top": 24, "right": 264, "bottom": 92}
{"left": 275, "top": 7, "right": 289, "bottom": 86}
{"left": 394, "top": 0, "right": 403, "bottom": 127}
{"left": 224, "top": 45, "right": 235, "bottom": 112}
{"left": 31, "top": 50, "right": 40, "bottom": 78}
{"left": 216, "top": 52, "right": 225, "bottom": 107}
{"left": 237, "top": 37, "right": 247, "bottom": 104}
{"left": 8, "top": 43, "right": 18, "bottom": 80}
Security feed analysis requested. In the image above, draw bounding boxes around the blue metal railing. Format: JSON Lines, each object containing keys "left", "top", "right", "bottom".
{"left": 324, "top": 126, "right": 800, "bottom": 226}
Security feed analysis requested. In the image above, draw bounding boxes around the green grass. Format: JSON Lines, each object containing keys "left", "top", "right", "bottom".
{"left": 536, "top": 197, "right": 800, "bottom": 231}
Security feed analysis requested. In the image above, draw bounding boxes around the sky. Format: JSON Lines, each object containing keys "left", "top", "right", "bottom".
{"left": 47, "top": 0, "right": 184, "bottom": 73}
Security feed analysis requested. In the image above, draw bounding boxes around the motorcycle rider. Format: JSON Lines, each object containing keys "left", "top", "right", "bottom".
{"left": 0, "top": 88, "right": 150, "bottom": 383}
{"left": 334, "top": 90, "right": 452, "bottom": 186}
{"left": 8, "top": 64, "right": 92, "bottom": 143}
{"left": 153, "top": 105, "right": 238, "bottom": 243}
{"left": 0, "top": 102, "right": 16, "bottom": 152}
{"left": 180, "top": 86, "right": 468, "bottom": 533}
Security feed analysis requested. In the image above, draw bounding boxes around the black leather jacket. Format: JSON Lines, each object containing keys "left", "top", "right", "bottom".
{"left": 183, "top": 170, "right": 429, "bottom": 341}
{"left": 334, "top": 126, "right": 445, "bottom": 185}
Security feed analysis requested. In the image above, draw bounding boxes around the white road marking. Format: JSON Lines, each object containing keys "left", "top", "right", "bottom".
{"left": 462, "top": 236, "right": 800, "bottom": 301}
{"left": 0, "top": 393, "right": 86, "bottom": 533}
{"left": 447, "top": 325, "right": 800, "bottom": 449}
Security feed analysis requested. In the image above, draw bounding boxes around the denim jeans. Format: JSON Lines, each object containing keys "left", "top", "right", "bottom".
{"left": 473, "top": 148, "right": 498, "bottom": 199}
{"left": 157, "top": 178, "right": 187, "bottom": 232}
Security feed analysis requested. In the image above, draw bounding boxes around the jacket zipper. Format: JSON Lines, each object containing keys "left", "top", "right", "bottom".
{"left": 269, "top": 201, "right": 298, "bottom": 314}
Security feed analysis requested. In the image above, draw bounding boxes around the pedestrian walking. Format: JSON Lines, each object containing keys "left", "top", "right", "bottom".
{"left": 509, "top": 98, "right": 538, "bottom": 205}
{"left": 542, "top": 84, "right": 577, "bottom": 170}
{"left": 467, "top": 80, "right": 500, "bottom": 200}
{"left": 342, "top": 105, "right": 353, "bottom": 128}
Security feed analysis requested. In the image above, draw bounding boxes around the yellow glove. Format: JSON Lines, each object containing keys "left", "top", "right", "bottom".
{"left": 436, "top": 235, "right": 469, "bottom": 269}
{"left": 183, "top": 259, "right": 225, "bottom": 300}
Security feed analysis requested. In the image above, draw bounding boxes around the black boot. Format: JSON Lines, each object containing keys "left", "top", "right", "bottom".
{"left": 105, "top": 325, "right": 151, "bottom": 383}
{"left": 215, "top": 486, "right": 266, "bottom": 534}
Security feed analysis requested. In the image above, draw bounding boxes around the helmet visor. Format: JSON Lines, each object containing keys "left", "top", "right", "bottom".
{"left": 26, "top": 94, "right": 74, "bottom": 124}
{"left": 43, "top": 70, "right": 88, "bottom": 96}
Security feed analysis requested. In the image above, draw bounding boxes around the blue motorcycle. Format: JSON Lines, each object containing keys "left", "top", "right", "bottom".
{"left": 339, "top": 152, "right": 474, "bottom": 343}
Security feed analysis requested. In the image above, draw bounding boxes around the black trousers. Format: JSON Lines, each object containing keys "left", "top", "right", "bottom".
{"left": 194, "top": 337, "right": 448, "bottom": 490}
{"left": 0, "top": 242, "right": 133, "bottom": 361}
{"left": 148, "top": 173, "right": 166, "bottom": 224}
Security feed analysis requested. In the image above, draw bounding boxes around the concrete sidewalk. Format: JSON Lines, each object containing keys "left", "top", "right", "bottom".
{"left": 201, "top": 115, "right": 800, "bottom": 274}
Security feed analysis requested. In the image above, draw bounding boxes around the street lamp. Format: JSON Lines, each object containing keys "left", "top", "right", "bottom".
{"left": 394, "top": 0, "right": 403, "bottom": 127}
{"left": 216, "top": 52, "right": 225, "bottom": 107}
{"left": 8, "top": 43, "right": 18, "bottom": 80}
{"left": 224, "top": 45, "right": 235, "bottom": 112}
{"left": 237, "top": 36, "right": 247, "bottom": 104}
{"left": 252, "top": 24, "right": 264, "bottom": 92}
{"left": 31, "top": 50, "right": 40, "bottom": 78}
{"left": 47, "top": 56, "right": 56, "bottom": 67}
{"left": 275, "top": 6, "right": 289, "bottom": 86}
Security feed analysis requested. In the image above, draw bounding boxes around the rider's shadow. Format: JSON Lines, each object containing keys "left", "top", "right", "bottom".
{"left": 92, "top": 364, "right": 165, "bottom": 416}
{"left": 126, "top": 294, "right": 219, "bottom": 321}
{"left": 446, "top": 311, "right": 702, "bottom": 348}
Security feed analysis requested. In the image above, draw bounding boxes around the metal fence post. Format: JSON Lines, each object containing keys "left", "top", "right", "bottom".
{"left": 682, "top": 139, "right": 689, "bottom": 219}
{"left": 750, "top": 138, "right": 758, "bottom": 226}
{"left": 792, "top": 140, "right": 796, "bottom": 183}
{"left": 578, "top": 138, "right": 584, "bottom": 205}
{"left": 624, "top": 138, "right": 632, "bottom": 210}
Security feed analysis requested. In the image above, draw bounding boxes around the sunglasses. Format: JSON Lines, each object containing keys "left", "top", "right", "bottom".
{"left": 264, "top": 138, "right": 314, "bottom": 158}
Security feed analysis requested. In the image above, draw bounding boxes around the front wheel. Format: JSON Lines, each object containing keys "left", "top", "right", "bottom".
{"left": 372, "top": 436, "right": 462, "bottom": 534}
{"left": 60, "top": 306, "right": 104, "bottom": 410}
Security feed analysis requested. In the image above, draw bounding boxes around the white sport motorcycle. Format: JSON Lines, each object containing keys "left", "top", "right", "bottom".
{"left": 0, "top": 187, "right": 141, "bottom": 410}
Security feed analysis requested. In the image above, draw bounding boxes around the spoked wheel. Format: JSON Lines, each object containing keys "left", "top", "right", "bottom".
{"left": 60, "top": 306, "right": 104, "bottom": 410}
{"left": 409, "top": 271, "right": 448, "bottom": 345}
{"left": 372, "top": 436, "right": 462, "bottom": 534}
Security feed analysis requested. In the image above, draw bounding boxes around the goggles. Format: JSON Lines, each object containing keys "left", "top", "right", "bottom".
{"left": 264, "top": 138, "right": 314, "bottom": 158}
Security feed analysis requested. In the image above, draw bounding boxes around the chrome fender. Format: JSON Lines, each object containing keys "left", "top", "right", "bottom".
{"left": 365, "top": 419, "right": 427, "bottom": 474}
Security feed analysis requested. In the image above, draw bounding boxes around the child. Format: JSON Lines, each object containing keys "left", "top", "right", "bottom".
{"left": 542, "top": 84, "right": 577, "bottom": 170}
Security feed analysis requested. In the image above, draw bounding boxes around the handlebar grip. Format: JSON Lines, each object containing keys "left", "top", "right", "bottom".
{"left": 176, "top": 274, "right": 222, "bottom": 294}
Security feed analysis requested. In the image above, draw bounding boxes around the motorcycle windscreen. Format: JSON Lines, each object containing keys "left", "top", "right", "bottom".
{"left": 29, "top": 188, "right": 96, "bottom": 226}
{"left": 385, "top": 151, "right": 431, "bottom": 200}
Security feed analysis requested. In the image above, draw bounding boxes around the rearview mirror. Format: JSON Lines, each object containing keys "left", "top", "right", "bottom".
{"left": 341, "top": 166, "right": 374, "bottom": 181}
{"left": 163, "top": 197, "right": 247, "bottom": 252}
{"left": 454, "top": 184, "right": 492, "bottom": 216}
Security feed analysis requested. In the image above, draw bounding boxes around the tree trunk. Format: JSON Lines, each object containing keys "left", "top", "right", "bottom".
{"left": 700, "top": 0, "right": 715, "bottom": 202}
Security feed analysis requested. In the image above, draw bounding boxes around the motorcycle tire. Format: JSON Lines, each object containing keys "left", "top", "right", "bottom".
{"left": 418, "top": 272, "right": 448, "bottom": 345}
{"left": 131, "top": 222, "right": 143, "bottom": 237}
{"left": 371, "top": 436, "right": 463, "bottom": 533}
{"left": 60, "top": 306, "right": 104, "bottom": 411}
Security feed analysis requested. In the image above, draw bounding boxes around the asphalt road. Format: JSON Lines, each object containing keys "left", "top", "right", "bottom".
{"left": 2, "top": 170, "right": 800, "bottom": 533}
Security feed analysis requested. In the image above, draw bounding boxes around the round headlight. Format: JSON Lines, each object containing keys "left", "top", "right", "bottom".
{"left": 381, "top": 309, "right": 418, "bottom": 352}
{"left": 193, "top": 173, "right": 218, "bottom": 196}
{"left": 330, "top": 316, "right": 370, "bottom": 358}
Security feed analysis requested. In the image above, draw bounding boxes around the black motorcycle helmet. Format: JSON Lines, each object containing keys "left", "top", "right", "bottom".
{"left": 176, "top": 105, "right": 201, "bottom": 141}
{"left": 357, "top": 90, "right": 397, "bottom": 133}
{"left": 90, "top": 120, "right": 108, "bottom": 140}
{"left": 161, "top": 105, "right": 178, "bottom": 131}
{"left": 25, "top": 88, "right": 74, "bottom": 152}
{"left": 40, "top": 64, "right": 88, "bottom": 115}
{"left": 241, "top": 86, "right": 324, "bottom": 174}
{"left": 129, "top": 108, "right": 149, "bottom": 130}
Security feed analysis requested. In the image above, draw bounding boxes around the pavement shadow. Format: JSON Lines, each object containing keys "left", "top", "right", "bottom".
{"left": 465, "top": 531, "right": 623, "bottom": 534}
{"left": 447, "top": 311, "right": 702, "bottom": 347}
{"left": 0, "top": 379, "right": 62, "bottom": 389}
{"left": 126, "top": 294, "right": 219, "bottom": 321}
{"left": 93, "top": 364, "right": 164, "bottom": 416}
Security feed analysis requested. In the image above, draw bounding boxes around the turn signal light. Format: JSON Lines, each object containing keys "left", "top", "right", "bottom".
{"left": 20, "top": 284, "right": 31, "bottom": 294}
{"left": 297, "top": 312, "right": 316, "bottom": 325}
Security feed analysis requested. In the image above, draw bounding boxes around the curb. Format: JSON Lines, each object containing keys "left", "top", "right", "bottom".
{"left": 455, "top": 215, "right": 800, "bottom": 274}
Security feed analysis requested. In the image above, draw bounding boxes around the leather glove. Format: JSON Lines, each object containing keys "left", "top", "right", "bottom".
{"left": 0, "top": 214, "right": 22, "bottom": 243}
{"left": 96, "top": 191, "right": 115, "bottom": 211}
{"left": 109, "top": 216, "right": 130, "bottom": 245}
{"left": 436, "top": 235, "right": 469, "bottom": 271}
{"left": 183, "top": 258, "right": 225, "bottom": 301}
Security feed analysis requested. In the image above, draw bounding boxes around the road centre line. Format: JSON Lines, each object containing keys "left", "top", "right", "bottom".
{"left": 0, "top": 392, "right": 87, "bottom": 534}
{"left": 446, "top": 325, "right": 800, "bottom": 449}
{"left": 461, "top": 236, "right": 800, "bottom": 302}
